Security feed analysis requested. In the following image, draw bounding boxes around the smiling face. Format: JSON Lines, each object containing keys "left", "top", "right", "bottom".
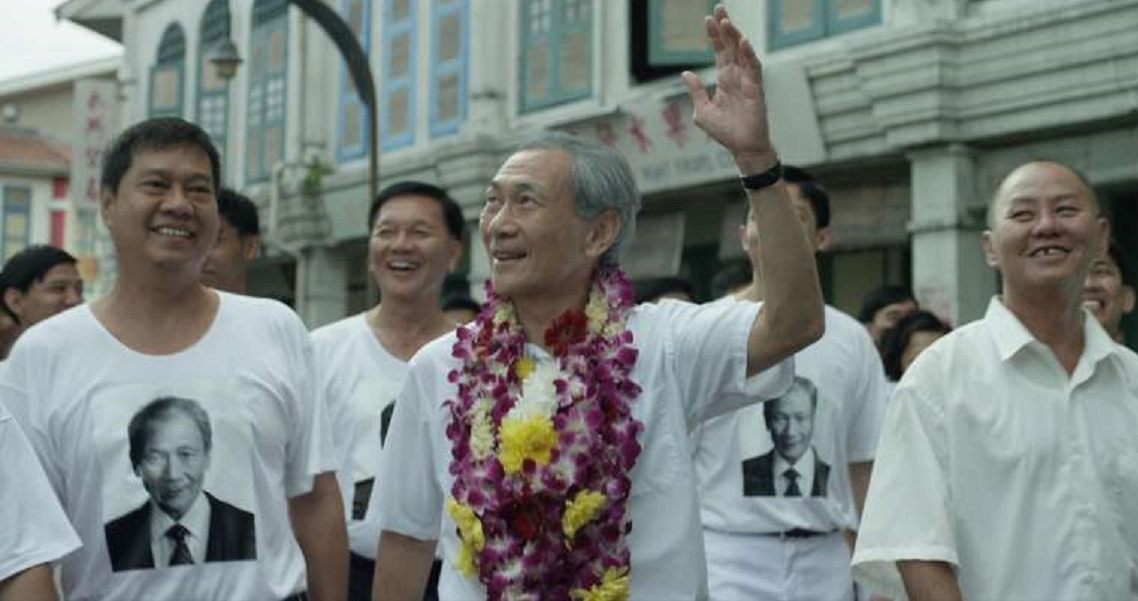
{"left": 1083, "top": 253, "right": 1135, "bottom": 340}
{"left": 982, "top": 162, "right": 1108, "bottom": 302}
{"left": 101, "top": 145, "right": 219, "bottom": 278}
{"left": 480, "top": 149, "right": 610, "bottom": 305}
{"left": 136, "top": 411, "right": 209, "bottom": 521}
{"left": 369, "top": 194, "right": 461, "bottom": 301}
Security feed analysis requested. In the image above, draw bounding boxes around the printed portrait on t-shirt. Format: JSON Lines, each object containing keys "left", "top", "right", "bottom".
{"left": 348, "top": 381, "right": 399, "bottom": 520}
{"left": 740, "top": 377, "right": 831, "bottom": 498}
{"left": 94, "top": 383, "right": 258, "bottom": 572}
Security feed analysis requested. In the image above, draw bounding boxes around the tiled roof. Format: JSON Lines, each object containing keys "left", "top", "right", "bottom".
{"left": 0, "top": 128, "right": 70, "bottom": 172}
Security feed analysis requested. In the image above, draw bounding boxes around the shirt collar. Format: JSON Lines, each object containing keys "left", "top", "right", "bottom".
{"left": 148, "top": 491, "right": 212, "bottom": 543}
{"left": 985, "top": 296, "right": 1122, "bottom": 371}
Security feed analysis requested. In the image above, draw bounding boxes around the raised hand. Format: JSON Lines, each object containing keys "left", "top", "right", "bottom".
{"left": 682, "top": 4, "right": 776, "bottom": 174}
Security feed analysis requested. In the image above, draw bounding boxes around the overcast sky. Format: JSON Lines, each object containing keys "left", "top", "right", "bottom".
{"left": 0, "top": 0, "right": 121, "bottom": 82}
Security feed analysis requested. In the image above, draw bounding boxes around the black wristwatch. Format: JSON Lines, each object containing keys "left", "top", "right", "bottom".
{"left": 740, "top": 160, "right": 783, "bottom": 191}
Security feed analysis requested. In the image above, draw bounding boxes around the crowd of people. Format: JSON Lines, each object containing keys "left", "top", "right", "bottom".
{"left": 1, "top": 5, "right": 1135, "bottom": 601}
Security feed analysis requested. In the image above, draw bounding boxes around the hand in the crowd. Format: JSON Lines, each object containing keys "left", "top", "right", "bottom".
{"left": 682, "top": 4, "right": 776, "bottom": 174}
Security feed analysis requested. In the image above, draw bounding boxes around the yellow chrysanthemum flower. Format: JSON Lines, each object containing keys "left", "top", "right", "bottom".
{"left": 455, "top": 540, "right": 478, "bottom": 577}
{"left": 585, "top": 294, "right": 609, "bottom": 332}
{"left": 563, "top": 490, "right": 607, "bottom": 540}
{"left": 515, "top": 356, "right": 536, "bottom": 381}
{"left": 499, "top": 415, "right": 557, "bottom": 474}
{"left": 570, "top": 567, "right": 630, "bottom": 601}
{"left": 446, "top": 497, "right": 485, "bottom": 551}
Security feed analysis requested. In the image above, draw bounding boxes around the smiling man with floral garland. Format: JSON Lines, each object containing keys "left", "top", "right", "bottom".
{"left": 373, "top": 6, "right": 824, "bottom": 601}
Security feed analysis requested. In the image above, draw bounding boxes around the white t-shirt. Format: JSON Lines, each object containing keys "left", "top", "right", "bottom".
{"left": 852, "top": 298, "right": 1138, "bottom": 600}
{"left": 311, "top": 313, "right": 408, "bottom": 559}
{"left": 694, "top": 305, "right": 887, "bottom": 533}
{"left": 0, "top": 396, "right": 81, "bottom": 582}
{"left": 377, "top": 299, "right": 794, "bottom": 601}
{"left": 2, "top": 292, "right": 335, "bottom": 601}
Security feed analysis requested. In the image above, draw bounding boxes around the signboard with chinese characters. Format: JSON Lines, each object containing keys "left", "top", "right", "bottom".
{"left": 70, "top": 78, "right": 120, "bottom": 296}
{"left": 559, "top": 62, "right": 825, "bottom": 197}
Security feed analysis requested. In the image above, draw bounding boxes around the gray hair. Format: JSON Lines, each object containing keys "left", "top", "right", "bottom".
{"left": 513, "top": 131, "right": 641, "bottom": 266}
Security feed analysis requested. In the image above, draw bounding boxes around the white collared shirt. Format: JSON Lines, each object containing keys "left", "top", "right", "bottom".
{"left": 853, "top": 297, "right": 1138, "bottom": 600}
{"left": 378, "top": 299, "right": 794, "bottom": 601}
{"left": 773, "top": 448, "right": 816, "bottom": 497}
{"left": 148, "top": 493, "right": 211, "bottom": 567}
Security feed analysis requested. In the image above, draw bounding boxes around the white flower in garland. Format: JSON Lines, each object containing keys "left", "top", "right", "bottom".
{"left": 507, "top": 358, "right": 561, "bottom": 421}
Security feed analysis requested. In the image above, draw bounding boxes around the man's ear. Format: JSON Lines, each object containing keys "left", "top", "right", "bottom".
{"left": 241, "top": 235, "right": 262, "bottom": 262}
{"left": 100, "top": 186, "right": 116, "bottom": 229}
{"left": 815, "top": 227, "right": 833, "bottom": 252}
{"left": 446, "top": 239, "right": 464, "bottom": 273}
{"left": 3, "top": 288, "right": 23, "bottom": 323}
{"left": 584, "top": 211, "right": 621, "bottom": 260}
{"left": 1123, "top": 285, "right": 1136, "bottom": 315}
{"left": 981, "top": 230, "right": 998, "bottom": 268}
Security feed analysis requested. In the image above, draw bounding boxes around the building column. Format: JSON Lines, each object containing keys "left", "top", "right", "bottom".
{"left": 908, "top": 144, "right": 995, "bottom": 326}
{"left": 295, "top": 245, "right": 348, "bottom": 328}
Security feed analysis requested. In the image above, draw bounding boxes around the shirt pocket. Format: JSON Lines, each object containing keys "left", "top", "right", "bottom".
{"left": 629, "top": 384, "right": 681, "bottom": 498}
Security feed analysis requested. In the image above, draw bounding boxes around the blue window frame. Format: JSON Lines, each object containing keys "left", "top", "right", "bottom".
{"left": 198, "top": 0, "right": 231, "bottom": 158}
{"left": 769, "top": 0, "right": 881, "bottom": 50}
{"left": 429, "top": 0, "right": 468, "bottom": 137}
{"left": 246, "top": 0, "right": 289, "bottom": 182}
{"left": 149, "top": 23, "right": 186, "bottom": 118}
{"left": 1, "top": 186, "right": 31, "bottom": 261}
{"left": 381, "top": 0, "right": 417, "bottom": 151}
{"left": 647, "top": 0, "right": 715, "bottom": 66}
{"left": 519, "top": 0, "right": 592, "bottom": 113}
{"left": 336, "top": 0, "right": 371, "bottom": 162}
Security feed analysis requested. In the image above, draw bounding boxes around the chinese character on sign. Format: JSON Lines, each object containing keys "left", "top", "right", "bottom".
{"left": 662, "top": 100, "right": 687, "bottom": 149}
{"left": 628, "top": 116, "right": 653, "bottom": 153}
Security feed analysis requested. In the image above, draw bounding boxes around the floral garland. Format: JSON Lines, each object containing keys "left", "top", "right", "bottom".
{"left": 445, "top": 268, "right": 644, "bottom": 601}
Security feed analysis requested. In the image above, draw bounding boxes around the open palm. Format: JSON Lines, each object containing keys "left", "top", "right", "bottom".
{"left": 682, "top": 6, "right": 774, "bottom": 169}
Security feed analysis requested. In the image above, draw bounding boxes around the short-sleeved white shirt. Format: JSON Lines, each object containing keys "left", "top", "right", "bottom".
{"left": 311, "top": 313, "right": 408, "bottom": 558}
{"left": 852, "top": 298, "right": 1138, "bottom": 600}
{"left": 2, "top": 293, "right": 335, "bottom": 601}
{"left": 694, "top": 305, "right": 887, "bottom": 534}
{"left": 0, "top": 396, "right": 81, "bottom": 582}
{"left": 377, "top": 299, "right": 794, "bottom": 601}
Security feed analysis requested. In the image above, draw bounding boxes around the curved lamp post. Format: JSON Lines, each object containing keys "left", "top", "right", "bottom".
{"left": 210, "top": 0, "right": 379, "bottom": 204}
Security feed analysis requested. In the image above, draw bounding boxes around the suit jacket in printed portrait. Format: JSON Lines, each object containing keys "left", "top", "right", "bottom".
{"left": 104, "top": 492, "right": 256, "bottom": 572}
{"left": 741, "top": 449, "right": 831, "bottom": 497}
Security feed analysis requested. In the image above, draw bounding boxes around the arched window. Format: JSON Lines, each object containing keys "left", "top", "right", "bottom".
{"left": 246, "top": 0, "right": 289, "bottom": 182}
{"left": 336, "top": 0, "right": 371, "bottom": 161}
{"left": 149, "top": 23, "right": 186, "bottom": 117}
{"left": 198, "top": 0, "right": 231, "bottom": 157}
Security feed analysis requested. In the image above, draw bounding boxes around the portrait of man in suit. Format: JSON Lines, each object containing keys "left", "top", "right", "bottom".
{"left": 742, "top": 377, "right": 830, "bottom": 497}
{"left": 104, "top": 396, "right": 256, "bottom": 571}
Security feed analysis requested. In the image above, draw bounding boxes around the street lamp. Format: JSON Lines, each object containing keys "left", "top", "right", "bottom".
{"left": 208, "top": 38, "right": 243, "bottom": 81}
{"left": 209, "top": 0, "right": 379, "bottom": 205}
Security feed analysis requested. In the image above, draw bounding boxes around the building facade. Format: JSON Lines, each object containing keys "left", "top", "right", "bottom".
{"left": 59, "top": 0, "right": 1138, "bottom": 344}
{"left": 0, "top": 57, "right": 120, "bottom": 287}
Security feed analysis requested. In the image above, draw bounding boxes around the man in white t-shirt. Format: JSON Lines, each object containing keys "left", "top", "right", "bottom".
{"left": 694, "top": 165, "right": 886, "bottom": 601}
{"left": 372, "top": 7, "right": 825, "bottom": 600}
{"left": 1083, "top": 240, "right": 1134, "bottom": 346}
{"left": 0, "top": 398, "right": 80, "bottom": 601}
{"left": 2, "top": 117, "right": 347, "bottom": 601}
{"left": 852, "top": 161, "right": 1138, "bottom": 601}
{"left": 0, "top": 244, "right": 84, "bottom": 354}
{"left": 312, "top": 180, "right": 464, "bottom": 601}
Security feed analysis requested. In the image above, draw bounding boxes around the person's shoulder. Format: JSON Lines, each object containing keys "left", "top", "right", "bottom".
{"left": 206, "top": 492, "right": 254, "bottom": 520}
{"left": 1108, "top": 343, "right": 1138, "bottom": 380}
{"left": 218, "top": 292, "right": 307, "bottom": 336}
{"left": 105, "top": 501, "right": 149, "bottom": 532}
{"left": 17, "top": 304, "right": 97, "bottom": 349}
{"left": 310, "top": 312, "right": 366, "bottom": 344}
{"left": 409, "top": 329, "right": 460, "bottom": 369}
